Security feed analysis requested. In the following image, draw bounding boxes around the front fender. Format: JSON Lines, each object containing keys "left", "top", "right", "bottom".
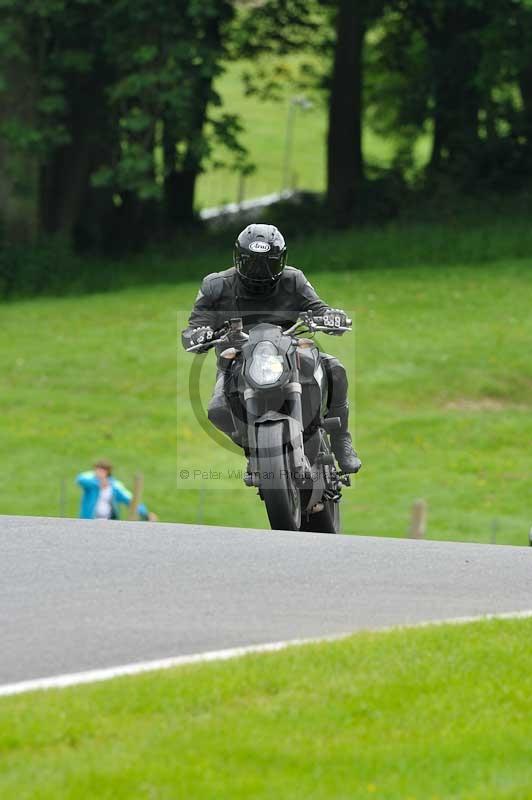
{"left": 254, "top": 412, "right": 305, "bottom": 472}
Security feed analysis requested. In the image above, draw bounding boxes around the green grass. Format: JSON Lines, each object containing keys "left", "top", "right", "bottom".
{"left": 197, "top": 59, "right": 328, "bottom": 207}
{"left": 1, "top": 617, "right": 531, "bottom": 799}
{"left": 0, "top": 227, "right": 531, "bottom": 544}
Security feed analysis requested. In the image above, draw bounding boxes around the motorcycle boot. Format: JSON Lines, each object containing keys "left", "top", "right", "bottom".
{"left": 328, "top": 403, "right": 362, "bottom": 474}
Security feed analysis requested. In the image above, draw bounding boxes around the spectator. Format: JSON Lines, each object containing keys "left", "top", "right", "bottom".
{"left": 76, "top": 460, "right": 157, "bottom": 521}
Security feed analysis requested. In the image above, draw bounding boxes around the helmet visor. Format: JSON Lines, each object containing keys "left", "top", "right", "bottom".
{"left": 238, "top": 252, "right": 285, "bottom": 284}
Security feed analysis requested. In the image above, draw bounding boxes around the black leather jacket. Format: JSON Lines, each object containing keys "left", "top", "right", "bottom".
{"left": 182, "top": 266, "right": 330, "bottom": 352}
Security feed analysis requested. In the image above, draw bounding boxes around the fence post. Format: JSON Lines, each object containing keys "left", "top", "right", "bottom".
{"left": 59, "top": 478, "right": 67, "bottom": 518}
{"left": 410, "top": 499, "right": 427, "bottom": 539}
{"left": 128, "top": 472, "right": 144, "bottom": 521}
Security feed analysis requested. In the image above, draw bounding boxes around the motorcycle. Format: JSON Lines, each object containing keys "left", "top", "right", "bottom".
{"left": 187, "top": 312, "right": 353, "bottom": 533}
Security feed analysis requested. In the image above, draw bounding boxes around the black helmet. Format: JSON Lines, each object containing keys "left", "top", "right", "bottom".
{"left": 233, "top": 223, "right": 287, "bottom": 293}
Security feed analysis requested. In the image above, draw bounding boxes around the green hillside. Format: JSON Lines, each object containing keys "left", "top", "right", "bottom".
{"left": 1, "top": 230, "right": 530, "bottom": 544}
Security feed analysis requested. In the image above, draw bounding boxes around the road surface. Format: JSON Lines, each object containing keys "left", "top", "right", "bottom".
{"left": 1, "top": 515, "right": 531, "bottom": 685}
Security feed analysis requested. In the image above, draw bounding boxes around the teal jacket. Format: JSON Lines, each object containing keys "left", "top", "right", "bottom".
{"left": 76, "top": 471, "right": 149, "bottom": 520}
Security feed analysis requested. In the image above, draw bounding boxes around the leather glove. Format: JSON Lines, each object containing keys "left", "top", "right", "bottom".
{"left": 323, "top": 308, "right": 350, "bottom": 332}
{"left": 188, "top": 326, "right": 215, "bottom": 348}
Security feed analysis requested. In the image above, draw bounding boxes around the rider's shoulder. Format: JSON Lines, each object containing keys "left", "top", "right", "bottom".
{"left": 283, "top": 265, "right": 309, "bottom": 288}
{"left": 201, "top": 267, "right": 235, "bottom": 300}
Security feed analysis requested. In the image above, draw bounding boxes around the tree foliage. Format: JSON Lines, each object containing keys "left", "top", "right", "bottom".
{"left": 2, "top": 0, "right": 532, "bottom": 250}
{"left": 0, "top": 0, "right": 247, "bottom": 246}
{"left": 366, "top": 0, "right": 532, "bottom": 190}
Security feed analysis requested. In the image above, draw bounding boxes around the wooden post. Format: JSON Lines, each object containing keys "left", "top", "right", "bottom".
{"left": 410, "top": 499, "right": 427, "bottom": 539}
{"left": 128, "top": 472, "right": 144, "bottom": 521}
{"left": 59, "top": 478, "right": 67, "bottom": 518}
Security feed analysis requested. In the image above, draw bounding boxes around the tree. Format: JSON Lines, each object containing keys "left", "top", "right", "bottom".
{"left": 234, "top": 0, "right": 370, "bottom": 222}
{"left": 326, "top": 0, "right": 367, "bottom": 223}
{"left": 0, "top": 1, "right": 68, "bottom": 243}
{"left": 94, "top": 0, "right": 242, "bottom": 237}
{"left": 0, "top": 21, "right": 39, "bottom": 244}
{"left": 0, "top": 0, "right": 248, "bottom": 247}
{"left": 365, "top": 0, "right": 532, "bottom": 189}
{"left": 237, "top": 0, "right": 395, "bottom": 223}
{"left": 38, "top": 2, "right": 114, "bottom": 240}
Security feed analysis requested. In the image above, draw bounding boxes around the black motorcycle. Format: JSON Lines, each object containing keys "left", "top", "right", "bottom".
{"left": 187, "top": 312, "right": 353, "bottom": 533}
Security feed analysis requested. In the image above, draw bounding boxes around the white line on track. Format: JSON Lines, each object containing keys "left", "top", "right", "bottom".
{"left": 2, "top": 609, "right": 532, "bottom": 698}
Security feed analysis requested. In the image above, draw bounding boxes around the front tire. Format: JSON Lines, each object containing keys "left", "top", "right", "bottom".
{"left": 257, "top": 422, "right": 301, "bottom": 531}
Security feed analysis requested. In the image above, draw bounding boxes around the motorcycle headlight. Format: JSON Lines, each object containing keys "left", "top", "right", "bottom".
{"left": 249, "top": 341, "right": 285, "bottom": 386}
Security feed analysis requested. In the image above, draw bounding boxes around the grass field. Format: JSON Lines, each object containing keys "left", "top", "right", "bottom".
{"left": 1, "top": 617, "right": 531, "bottom": 799}
{"left": 1, "top": 220, "right": 531, "bottom": 544}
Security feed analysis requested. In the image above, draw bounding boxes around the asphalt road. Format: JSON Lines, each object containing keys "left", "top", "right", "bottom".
{"left": 1, "top": 515, "right": 531, "bottom": 685}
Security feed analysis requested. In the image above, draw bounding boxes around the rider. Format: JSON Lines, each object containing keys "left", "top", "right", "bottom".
{"left": 182, "top": 223, "right": 361, "bottom": 474}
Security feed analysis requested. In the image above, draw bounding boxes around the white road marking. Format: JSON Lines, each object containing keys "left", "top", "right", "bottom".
{"left": 2, "top": 608, "right": 532, "bottom": 698}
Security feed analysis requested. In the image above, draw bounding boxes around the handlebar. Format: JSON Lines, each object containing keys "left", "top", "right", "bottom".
{"left": 185, "top": 319, "right": 246, "bottom": 353}
{"left": 283, "top": 313, "right": 352, "bottom": 336}
{"left": 185, "top": 313, "right": 352, "bottom": 353}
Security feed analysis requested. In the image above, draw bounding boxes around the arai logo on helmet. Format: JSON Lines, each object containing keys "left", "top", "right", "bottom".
{"left": 249, "top": 240, "right": 271, "bottom": 253}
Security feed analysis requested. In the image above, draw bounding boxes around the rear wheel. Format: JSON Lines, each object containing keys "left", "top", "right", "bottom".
{"left": 257, "top": 422, "right": 301, "bottom": 531}
{"left": 302, "top": 498, "right": 340, "bottom": 534}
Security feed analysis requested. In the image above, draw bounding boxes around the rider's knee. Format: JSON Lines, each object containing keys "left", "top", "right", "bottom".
{"left": 320, "top": 356, "right": 348, "bottom": 409}
{"left": 208, "top": 400, "right": 233, "bottom": 435}
{"left": 323, "top": 356, "right": 348, "bottom": 391}
{"left": 207, "top": 400, "right": 224, "bottom": 426}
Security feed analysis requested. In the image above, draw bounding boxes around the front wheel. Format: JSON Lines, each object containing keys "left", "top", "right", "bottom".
{"left": 256, "top": 422, "right": 301, "bottom": 531}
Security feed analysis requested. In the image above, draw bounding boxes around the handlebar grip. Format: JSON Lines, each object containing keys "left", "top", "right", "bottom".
{"left": 314, "top": 313, "right": 352, "bottom": 330}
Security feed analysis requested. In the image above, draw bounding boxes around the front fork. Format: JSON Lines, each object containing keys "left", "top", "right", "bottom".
{"left": 244, "top": 389, "right": 259, "bottom": 478}
{"left": 284, "top": 382, "right": 310, "bottom": 483}
{"left": 245, "top": 378, "right": 309, "bottom": 487}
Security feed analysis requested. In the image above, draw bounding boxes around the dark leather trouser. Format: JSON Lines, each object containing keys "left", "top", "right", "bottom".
{"left": 207, "top": 353, "right": 349, "bottom": 438}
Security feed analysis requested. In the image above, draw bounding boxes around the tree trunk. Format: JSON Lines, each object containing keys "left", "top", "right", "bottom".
{"left": 425, "top": 6, "right": 483, "bottom": 175}
{"left": 326, "top": 0, "right": 366, "bottom": 225}
{"left": 163, "top": 11, "right": 225, "bottom": 233}
{"left": 40, "top": 63, "right": 110, "bottom": 239}
{"left": 163, "top": 128, "right": 199, "bottom": 229}
{"left": 0, "top": 24, "right": 39, "bottom": 244}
